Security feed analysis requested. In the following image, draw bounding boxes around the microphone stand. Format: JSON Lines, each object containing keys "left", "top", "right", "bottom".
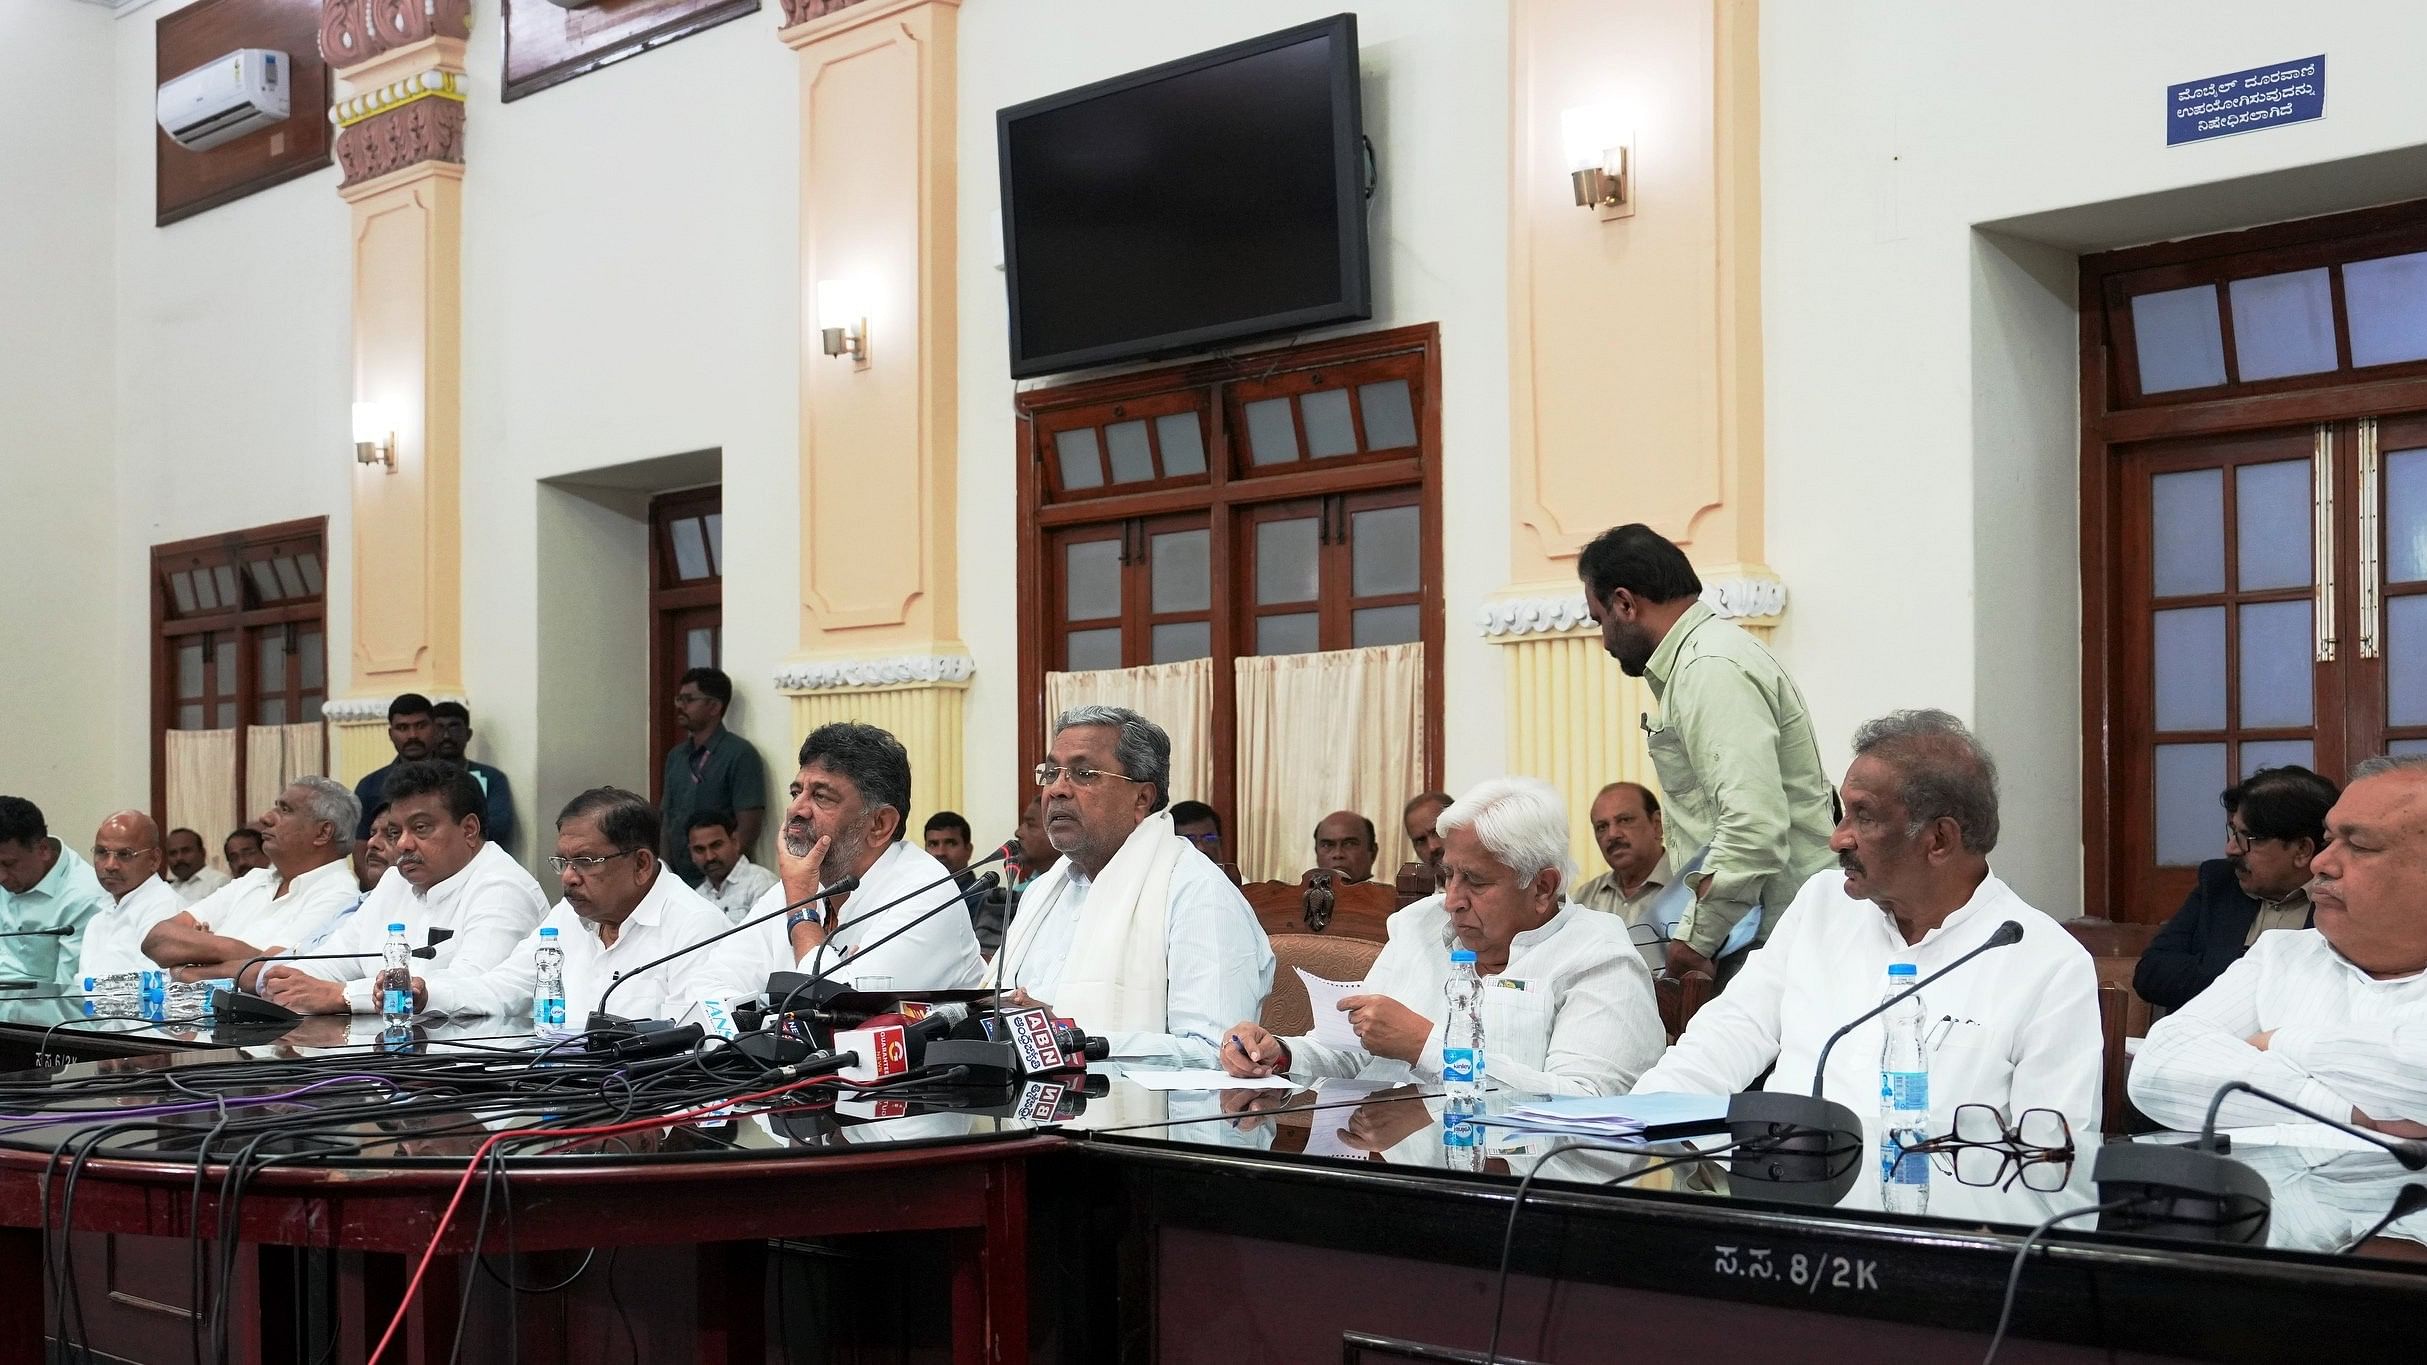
{"left": 585, "top": 872, "right": 862, "bottom": 1031}
{"left": 219, "top": 946, "right": 440, "bottom": 1024}
{"left": 0, "top": 927, "right": 76, "bottom": 938}
{"left": 745, "top": 873, "right": 1001, "bottom": 1068}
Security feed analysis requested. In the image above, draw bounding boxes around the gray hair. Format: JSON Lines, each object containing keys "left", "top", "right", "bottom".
{"left": 1849, "top": 709, "right": 2000, "bottom": 854}
{"left": 797, "top": 723, "right": 914, "bottom": 840}
{"left": 2352, "top": 753, "right": 2427, "bottom": 782}
{"left": 1051, "top": 705, "right": 1172, "bottom": 812}
{"left": 1434, "top": 776, "right": 1578, "bottom": 889}
{"left": 290, "top": 776, "right": 360, "bottom": 852}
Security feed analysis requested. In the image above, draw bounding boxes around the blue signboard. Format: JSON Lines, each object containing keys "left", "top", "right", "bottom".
{"left": 2169, "top": 55, "right": 2325, "bottom": 146}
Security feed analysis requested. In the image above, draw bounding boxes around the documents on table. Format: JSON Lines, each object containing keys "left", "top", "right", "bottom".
{"left": 1296, "top": 967, "right": 1366, "bottom": 1049}
{"left": 1471, "top": 1092, "right": 1730, "bottom": 1139}
{"left": 1121, "top": 1067, "right": 1299, "bottom": 1092}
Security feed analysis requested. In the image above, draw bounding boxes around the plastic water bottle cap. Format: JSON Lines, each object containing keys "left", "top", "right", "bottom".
{"left": 82, "top": 977, "right": 97, "bottom": 991}
{"left": 538, "top": 926, "right": 559, "bottom": 939}
{"left": 1888, "top": 962, "right": 1918, "bottom": 977}
{"left": 388, "top": 923, "right": 407, "bottom": 933}
{"left": 1450, "top": 948, "right": 1477, "bottom": 963}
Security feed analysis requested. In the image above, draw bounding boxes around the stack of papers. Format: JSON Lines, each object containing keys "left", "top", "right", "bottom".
{"left": 1470, "top": 1092, "right": 1729, "bottom": 1140}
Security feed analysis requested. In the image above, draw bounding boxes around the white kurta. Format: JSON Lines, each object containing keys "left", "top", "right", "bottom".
{"left": 999, "top": 840, "right": 1274, "bottom": 1066}
{"left": 714, "top": 842, "right": 988, "bottom": 1000}
{"left": 180, "top": 861, "right": 363, "bottom": 957}
{"left": 702, "top": 855, "right": 779, "bottom": 925}
{"left": 1633, "top": 869, "right": 2105, "bottom": 1135}
{"left": 168, "top": 867, "right": 229, "bottom": 907}
{"left": 2130, "top": 927, "right": 2427, "bottom": 1131}
{"left": 78, "top": 876, "right": 185, "bottom": 981}
{"left": 424, "top": 868, "right": 731, "bottom": 1024}
{"left": 1282, "top": 896, "right": 1665, "bottom": 1098}
{"left": 298, "top": 843, "right": 549, "bottom": 1012}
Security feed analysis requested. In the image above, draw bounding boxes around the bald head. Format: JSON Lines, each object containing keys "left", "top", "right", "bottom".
{"left": 92, "top": 809, "right": 162, "bottom": 901}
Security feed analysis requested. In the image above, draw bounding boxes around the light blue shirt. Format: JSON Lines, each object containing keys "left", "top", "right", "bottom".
{"left": 0, "top": 841, "right": 110, "bottom": 994}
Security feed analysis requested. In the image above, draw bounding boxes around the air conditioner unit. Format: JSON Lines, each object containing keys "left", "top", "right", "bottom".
{"left": 157, "top": 49, "right": 291, "bottom": 152}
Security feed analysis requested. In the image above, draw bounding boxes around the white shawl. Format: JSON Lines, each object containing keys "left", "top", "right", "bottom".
{"left": 999, "top": 811, "right": 1182, "bottom": 1039}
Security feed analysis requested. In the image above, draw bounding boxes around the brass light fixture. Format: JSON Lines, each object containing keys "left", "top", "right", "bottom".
{"left": 1562, "top": 106, "right": 1634, "bottom": 220}
{"left": 817, "top": 278, "right": 869, "bottom": 367}
{"left": 351, "top": 401, "right": 395, "bottom": 470}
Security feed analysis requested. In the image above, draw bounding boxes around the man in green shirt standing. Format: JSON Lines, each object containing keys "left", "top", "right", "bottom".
{"left": 661, "top": 667, "right": 769, "bottom": 886}
{"left": 1579, "top": 525, "right": 1835, "bottom": 982}
{"left": 0, "top": 796, "right": 110, "bottom": 995}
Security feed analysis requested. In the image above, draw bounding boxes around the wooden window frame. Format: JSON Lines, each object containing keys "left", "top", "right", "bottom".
{"left": 648, "top": 486, "right": 724, "bottom": 802}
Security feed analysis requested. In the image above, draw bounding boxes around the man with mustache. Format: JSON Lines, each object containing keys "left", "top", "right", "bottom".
{"left": 1632, "top": 710, "right": 2103, "bottom": 1136}
{"left": 0, "top": 797, "right": 108, "bottom": 997}
{"left": 162, "top": 827, "right": 229, "bottom": 906}
{"left": 1402, "top": 791, "right": 1452, "bottom": 891}
{"left": 719, "top": 723, "right": 987, "bottom": 998}
{"left": 1312, "top": 811, "right": 1380, "bottom": 884}
{"left": 350, "top": 694, "right": 437, "bottom": 840}
{"left": 79, "top": 810, "right": 183, "bottom": 981}
{"left": 1571, "top": 782, "right": 1672, "bottom": 969}
{"left": 143, "top": 778, "right": 365, "bottom": 982}
{"left": 2134, "top": 766, "right": 2337, "bottom": 1011}
{"left": 222, "top": 829, "right": 268, "bottom": 877}
{"left": 2133, "top": 754, "right": 2427, "bottom": 1138}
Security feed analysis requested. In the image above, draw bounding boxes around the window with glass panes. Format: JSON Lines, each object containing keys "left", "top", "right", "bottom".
{"left": 151, "top": 520, "right": 329, "bottom": 817}
{"left": 2085, "top": 201, "right": 2427, "bottom": 921}
{"left": 649, "top": 485, "right": 723, "bottom": 800}
{"left": 1017, "top": 325, "right": 1444, "bottom": 825}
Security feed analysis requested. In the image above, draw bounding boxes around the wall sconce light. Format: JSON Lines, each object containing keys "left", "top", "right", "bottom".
{"left": 1561, "top": 105, "right": 1634, "bottom": 220}
{"left": 817, "top": 278, "right": 869, "bottom": 367}
{"left": 351, "top": 400, "right": 395, "bottom": 470}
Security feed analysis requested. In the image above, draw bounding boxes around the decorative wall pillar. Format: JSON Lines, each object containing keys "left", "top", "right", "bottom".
{"left": 1496, "top": 0, "right": 1776, "bottom": 845}
{"left": 319, "top": 1, "right": 473, "bottom": 787}
{"left": 774, "top": 0, "right": 968, "bottom": 814}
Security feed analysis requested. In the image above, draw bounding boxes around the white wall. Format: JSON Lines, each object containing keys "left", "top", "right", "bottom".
{"left": 1763, "top": 0, "right": 2427, "bottom": 911}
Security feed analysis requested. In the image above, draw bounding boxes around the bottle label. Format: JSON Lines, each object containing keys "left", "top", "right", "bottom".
{"left": 1880, "top": 1131, "right": 1929, "bottom": 1184}
{"left": 1443, "top": 1112, "right": 1479, "bottom": 1148}
{"left": 1442, "top": 1047, "right": 1480, "bottom": 1085}
{"left": 382, "top": 988, "right": 410, "bottom": 1017}
{"left": 1880, "top": 1070, "right": 1928, "bottom": 1111}
{"left": 537, "top": 997, "right": 566, "bottom": 1028}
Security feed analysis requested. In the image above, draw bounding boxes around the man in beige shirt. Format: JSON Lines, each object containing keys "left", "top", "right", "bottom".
{"left": 1571, "top": 782, "right": 1671, "bottom": 915}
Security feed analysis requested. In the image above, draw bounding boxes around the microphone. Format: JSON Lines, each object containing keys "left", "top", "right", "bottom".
{"left": 220, "top": 946, "right": 440, "bottom": 1023}
{"left": 1726, "top": 919, "right": 2026, "bottom": 1203}
{"left": 584, "top": 872, "right": 861, "bottom": 1030}
{"left": 0, "top": 927, "right": 76, "bottom": 938}
{"left": 764, "top": 871, "right": 1003, "bottom": 1024}
{"left": 2197, "top": 1082, "right": 2427, "bottom": 1171}
{"left": 2344, "top": 1184, "right": 2427, "bottom": 1254}
{"left": 801, "top": 843, "right": 1016, "bottom": 983}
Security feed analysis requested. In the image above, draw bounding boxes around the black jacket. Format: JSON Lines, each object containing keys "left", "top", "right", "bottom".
{"left": 2132, "top": 859, "right": 2308, "bottom": 1010}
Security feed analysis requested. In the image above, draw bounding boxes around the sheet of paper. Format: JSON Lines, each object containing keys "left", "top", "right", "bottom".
{"left": 1310, "top": 1075, "right": 1398, "bottom": 1098}
{"left": 1296, "top": 967, "right": 1366, "bottom": 1050}
{"left": 1506, "top": 1092, "right": 1729, "bottom": 1129}
{"left": 1120, "top": 1067, "right": 1298, "bottom": 1092}
{"left": 2210, "top": 1122, "right": 2387, "bottom": 1154}
{"left": 1300, "top": 1110, "right": 1367, "bottom": 1160}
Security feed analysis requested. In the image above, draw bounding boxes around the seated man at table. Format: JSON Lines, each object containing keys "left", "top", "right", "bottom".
{"left": 719, "top": 723, "right": 988, "bottom": 1001}
{"left": 1220, "top": 777, "right": 1663, "bottom": 1097}
{"left": 419, "top": 788, "right": 730, "bottom": 1023}
{"left": 259, "top": 761, "right": 547, "bottom": 1012}
{"left": 0, "top": 797, "right": 109, "bottom": 995}
{"left": 142, "top": 778, "right": 365, "bottom": 981}
{"left": 1313, "top": 810, "right": 1380, "bottom": 884}
{"left": 79, "top": 810, "right": 183, "bottom": 981}
{"left": 1630, "top": 709, "right": 2104, "bottom": 1134}
{"left": 997, "top": 705, "right": 1273, "bottom": 1065}
{"left": 2134, "top": 765, "right": 2338, "bottom": 1011}
{"left": 2131, "top": 754, "right": 2427, "bottom": 1136}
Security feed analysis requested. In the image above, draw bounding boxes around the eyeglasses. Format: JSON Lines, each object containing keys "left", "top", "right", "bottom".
{"left": 547, "top": 848, "right": 642, "bottom": 876}
{"left": 1900, "top": 1104, "right": 2074, "bottom": 1191}
{"left": 1032, "top": 764, "right": 1147, "bottom": 789}
{"left": 1181, "top": 830, "right": 1222, "bottom": 847}
{"left": 673, "top": 692, "right": 711, "bottom": 706}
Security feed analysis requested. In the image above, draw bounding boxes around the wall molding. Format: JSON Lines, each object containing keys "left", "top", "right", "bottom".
{"left": 775, "top": 653, "right": 975, "bottom": 692}
{"left": 323, "top": 694, "right": 466, "bottom": 724}
{"left": 1480, "top": 567, "right": 1789, "bottom": 641}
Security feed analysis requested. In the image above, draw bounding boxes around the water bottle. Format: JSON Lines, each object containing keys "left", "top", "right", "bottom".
{"left": 81, "top": 973, "right": 145, "bottom": 1018}
{"left": 532, "top": 926, "right": 568, "bottom": 1037}
{"left": 1443, "top": 948, "right": 1487, "bottom": 1102}
{"left": 376, "top": 923, "right": 415, "bottom": 1028}
{"left": 1877, "top": 961, "right": 1931, "bottom": 1214}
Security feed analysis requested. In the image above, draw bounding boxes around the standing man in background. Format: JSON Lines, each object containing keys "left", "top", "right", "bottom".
{"left": 687, "top": 809, "right": 777, "bottom": 924}
{"left": 162, "top": 827, "right": 228, "bottom": 906}
{"left": 661, "top": 667, "right": 768, "bottom": 886}
{"left": 431, "top": 700, "right": 518, "bottom": 852}
{"left": 1579, "top": 524, "right": 1835, "bottom": 981}
{"left": 353, "top": 693, "right": 437, "bottom": 841}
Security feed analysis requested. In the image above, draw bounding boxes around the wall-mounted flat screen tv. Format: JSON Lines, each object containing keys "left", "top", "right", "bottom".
{"left": 997, "top": 14, "right": 1371, "bottom": 380}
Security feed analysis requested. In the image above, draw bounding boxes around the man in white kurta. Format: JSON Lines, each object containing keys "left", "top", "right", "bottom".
{"left": 79, "top": 811, "right": 184, "bottom": 982}
{"left": 997, "top": 706, "right": 1272, "bottom": 1066}
{"left": 1632, "top": 710, "right": 2104, "bottom": 1136}
{"left": 143, "top": 780, "right": 365, "bottom": 981}
{"left": 2131, "top": 755, "right": 2427, "bottom": 1137}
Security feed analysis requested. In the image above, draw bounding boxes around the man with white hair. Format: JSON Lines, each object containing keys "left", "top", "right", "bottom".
{"left": 1220, "top": 777, "right": 1664, "bottom": 1097}
{"left": 996, "top": 705, "right": 1273, "bottom": 1065}
{"left": 143, "top": 777, "right": 366, "bottom": 981}
{"left": 1631, "top": 710, "right": 2103, "bottom": 1134}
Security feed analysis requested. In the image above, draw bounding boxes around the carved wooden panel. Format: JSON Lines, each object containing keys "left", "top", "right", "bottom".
{"left": 156, "top": 0, "right": 333, "bottom": 226}
{"left": 501, "top": 0, "right": 762, "bottom": 103}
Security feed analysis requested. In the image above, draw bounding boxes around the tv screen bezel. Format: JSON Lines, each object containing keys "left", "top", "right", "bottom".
{"left": 996, "top": 13, "right": 1371, "bottom": 381}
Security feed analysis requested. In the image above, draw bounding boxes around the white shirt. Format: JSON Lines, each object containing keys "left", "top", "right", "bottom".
{"left": 1000, "top": 843, "right": 1274, "bottom": 1066}
{"left": 425, "top": 868, "right": 730, "bottom": 1024}
{"left": 717, "top": 842, "right": 987, "bottom": 1000}
{"left": 299, "top": 842, "right": 548, "bottom": 1012}
{"left": 702, "top": 855, "right": 779, "bottom": 925}
{"left": 1633, "top": 869, "right": 2105, "bottom": 1134}
{"left": 1283, "top": 895, "right": 1664, "bottom": 1098}
{"left": 78, "top": 876, "right": 184, "bottom": 981}
{"left": 2130, "top": 928, "right": 2427, "bottom": 1131}
{"left": 180, "top": 861, "right": 364, "bottom": 956}
{"left": 168, "top": 867, "right": 230, "bottom": 907}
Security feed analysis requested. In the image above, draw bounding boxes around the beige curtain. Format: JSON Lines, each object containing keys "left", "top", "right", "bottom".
{"left": 165, "top": 729, "right": 241, "bottom": 862}
{"left": 244, "top": 722, "right": 330, "bottom": 817}
{"left": 1233, "top": 643, "right": 1425, "bottom": 884}
{"left": 1043, "top": 658, "right": 1215, "bottom": 809}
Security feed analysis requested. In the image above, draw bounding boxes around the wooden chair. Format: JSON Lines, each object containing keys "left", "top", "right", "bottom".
{"left": 1260, "top": 933, "right": 1388, "bottom": 1036}
{"left": 1654, "top": 969, "right": 1717, "bottom": 1044}
{"left": 2066, "top": 918, "right": 2160, "bottom": 1038}
{"left": 1242, "top": 870, "right": 1395, "bottom": 943}
{"left": 1393, "top": 863, "right": 1435, "bottom": 907}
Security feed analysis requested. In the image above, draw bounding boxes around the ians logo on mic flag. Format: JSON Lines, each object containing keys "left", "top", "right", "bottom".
{"left": 835, "top": 1023, "right": 911, "bottom": 1083}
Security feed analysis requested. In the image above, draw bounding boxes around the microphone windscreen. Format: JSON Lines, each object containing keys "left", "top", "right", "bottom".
{"left": 1988, "top": 920, "right": 2026, "bottom": 947}
{"left": 2397, "top": 1146, "right": 2427, "bottom": 1174}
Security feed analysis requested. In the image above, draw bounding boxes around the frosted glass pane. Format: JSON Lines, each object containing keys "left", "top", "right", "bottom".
{"left": 177, "top": 703, "right": 203, "bottom": 730}
{"left": 1151, "top": 529, "right": 1210, "bottom": 614}
{"left": 215, "top": 701, "right": 236, "bottom": 729}
{"left": 671, "top": 518, "right": 710, "bottom": 581}
{"left": 1351, "top": 506, "right": 1422, "bottom": 596}
{"left": 298, "top": 553, "right": 323, "bottom": 595}
{"left": 686, "top": 628, "right": 716, "bottom": 669}
{"left": 1258, "top": 613, "right": 1320, "bottom": 656}
{"left": 2228, "top": 268, "right": 2337, "bottom": 380}
{"left": 1358, "top": 380, "right": 1417, "bottom": 450}
{"left": 2234, "top": 460, "right": 2312, "bottom": 590}
{"left": 176, "top": 641, "right": 203, "bottom": 700}
{"left": 2343, "top": 250, "right": 2427, "bottom": 368}
{"left": 2389, "top": 595, "right": 2427, "bottom": 727}
{"left": 303, "top": 696, "right": 323, "bottom": 722}
{"left": 2132, "top": 285, "right": 2227, "bottom": 393}
{"left": 1055, "top": 428, "right": 1103, "bottom": 490}
{"left": 258, "top": 697, "right": 286, "bottom": 725}
{"left": 704, "top": 513, "right": 723, "bottom": 575}
{"left": 1105, "top": 420, "right": 1155, "bottom": 483}
{"left": 170, "top": 571, "right": 196, "bottom": 615}
{"left": 2153, "top": 607, "right": 2227, "bottom": 731}
{"left": 248, "top": 561, "right": 281, "bottom": 602}
{"left": 1156, "top": 412, "right": 1206, "bottom": 477}
{"left": 1352, "top": 605, "right": 1421, "bottom": 648}
{"left": 2236, "top": 600, "right": 2312, "bottom": 728}
{"left": 298, "top": 630, "right": 323, "bottom": 690}
{"left": 1064, "top": 628, "right": 1122, "bottom": 672}
{"left": 1302, "top": 388, "right": 1358, "bottom": 458}
{"left": 1244, "top": 398, "right": 1299, "bottom": 465}
{"left": 1151, "top": 621, "right": 1211, "bottom": 663}
{"left": 2155, "top": 743, "right": 2228, "bottom": 867}
{"left": 2151, "top": 468, "right": 2225, "bottom": 597}
{"left": 1064, "top": 540, "right": 1122, "bottom": 621}
{"left": 2391, "top": 739, "right": 2427, "bottom": 758}
{"left": 258, "top": 633, "right": 286, "bottom": 692}
{"left": 2240, "top": 740, "right": 2313, "bottom": 778}
{"left": 191, "top": 568, "right": 217, "bottom": 611}
{"left": 215, "top": 637, "right": 236, "bottom": 693}
{"left": 212, "top": 565, "right": 239, "bottom": 610}
{"left": 273, "top": 557, "right": 306, "bottom": 599}
{"left": 2388, "top": 447, "right": 2427, "bottom": 584}
{"left": 1256, "top": 518, "right": 1320, "bottom": 604}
